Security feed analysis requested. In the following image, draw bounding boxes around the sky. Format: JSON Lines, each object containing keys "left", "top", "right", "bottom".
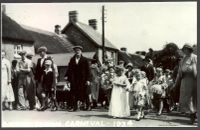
{"left": 2, "top": 2, "right": 197, "bottom": 53}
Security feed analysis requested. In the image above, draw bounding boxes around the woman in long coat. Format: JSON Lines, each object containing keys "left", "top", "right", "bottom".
{"left": 90, "top": 60, "right": 101, "bottom": 108}
{"left": 173, "top": 44, "right": 197, "bottom": 124}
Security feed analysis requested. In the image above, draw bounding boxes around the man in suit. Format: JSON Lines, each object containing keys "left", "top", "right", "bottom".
{"left": 35, "top": 46, "right": 48, "bottom": 108}
{"left": 140, "top": 58, "right": 155, "bottom": 82}
{"left": 17, "top": 50, "right": 34, "bottom": 110}
{"left": 65, "top": 46, "right": 91, "bottom": 111}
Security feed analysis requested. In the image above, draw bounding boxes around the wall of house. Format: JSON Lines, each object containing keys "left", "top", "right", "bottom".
{"left": 2, "top": 40, "right": 35, "bottom": 61}
{"left": 63, "top": 25, "right": 97, "bottom": 52}
{"left": 98, "top": 48, "right": 118, "bottom": 65}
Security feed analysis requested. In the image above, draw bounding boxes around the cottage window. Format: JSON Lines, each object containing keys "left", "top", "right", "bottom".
{"left": 14, "top": 45, "right": 23, "bottom": 54}
{"left": 111, "top": 51, "right": 114, "bottom": 58}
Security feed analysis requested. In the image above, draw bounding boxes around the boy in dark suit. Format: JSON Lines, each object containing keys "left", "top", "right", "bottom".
{"left": 38, "top": 59, "right": 56, "bottom": 111}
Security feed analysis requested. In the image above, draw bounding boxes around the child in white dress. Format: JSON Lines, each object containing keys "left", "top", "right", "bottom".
{"left": 128, "top": 70, "right": 149, "bottom": 121}
{"left": 108, "top": 65, "right": 130, "bottom": 118}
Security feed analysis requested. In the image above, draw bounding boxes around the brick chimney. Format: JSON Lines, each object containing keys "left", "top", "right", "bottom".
{"left": 69, "top": 11, "right": 78, "bottom": 23}
{"left": 88, "top": 19, "right": 97, "bottom": 30}
{"left": 120, "top": 47, "right": 127, "bottom": 52}
{"left": 54, "top": 25, "right": 61, "bottom": 35}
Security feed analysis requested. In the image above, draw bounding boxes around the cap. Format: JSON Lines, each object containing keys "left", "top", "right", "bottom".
{"left": 182, "top": 44, "right": 193, "bottom": 52}
{"left": 26, "top": 53, "right": 34, "bottom": 58}
{"left": 126, "top": 63, "right": 133, "bottom": 68}
{"left": 73, "top": 45, "right": 83, "bottom": 51}
{"left": 18, "top": 50, "right": 27, "bottom": 56}
{"left": 38, "top": 46, "right": 47, "bottom": 53}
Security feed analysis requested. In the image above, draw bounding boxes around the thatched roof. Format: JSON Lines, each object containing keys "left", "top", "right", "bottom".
{"left": 62, "top": 22, "right": 118, "bottom": 51}
{"left": 2, "top": 13, "right": 34, "bottom": 43}
{"left": 118, "top": 51, "right": 145, "bottom": 68}
{"left": 22, "top": 25, "right": 74, "bottom": 54}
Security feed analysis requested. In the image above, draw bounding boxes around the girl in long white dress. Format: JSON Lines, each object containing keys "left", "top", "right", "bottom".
{"left": 1, "top": 50, "right": 15, "bottom": 110}
{"left": 108, "top": 65, "right": 130, "bottom": 118}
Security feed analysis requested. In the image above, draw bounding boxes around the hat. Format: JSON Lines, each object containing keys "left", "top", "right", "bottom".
{"left": 182, "top": 44, "right": 193, "bottom": 52}
{"left": 119, "top": 60, "right": 125, "bottom": 64}
{"left": 73, "top": 45, "right": 83, "bottom": 51}
{"left": 165, "top": 69, "right": 170, "bottom": 73}
{"left": 18, "top": 50, "right": 27, "bottom": 56}
{"left": 156, "top": 67, "right": 162, "bottom": 72}
{"left": 38, "top": 46, "right": 47, "bottom": 53}
{"left": 126, "top": 63, "right": 133, "bottom": 68}
{"left": 45, "top": 60, "right": 52, "bottom": 65}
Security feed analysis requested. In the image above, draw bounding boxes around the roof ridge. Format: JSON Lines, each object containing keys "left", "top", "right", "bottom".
{"left": 75, "top": 22, "right": 118, "bottom": 50}
{"left": 21, "top": 24, "right": 55, "bottom": 36}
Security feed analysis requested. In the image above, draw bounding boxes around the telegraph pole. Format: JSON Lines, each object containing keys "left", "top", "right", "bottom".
{"left": 102, "top": 5, "right": 105, "bottom": 63}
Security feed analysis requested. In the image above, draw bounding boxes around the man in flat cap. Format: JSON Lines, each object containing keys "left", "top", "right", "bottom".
{"left": 17, "top": 50, "right": 35, "bottom": 110}
{"left": 35, "top": 46, "right": 48, "bottom": 108}
{"left": 65, "top": 45, "right": 91, "bottom": 111}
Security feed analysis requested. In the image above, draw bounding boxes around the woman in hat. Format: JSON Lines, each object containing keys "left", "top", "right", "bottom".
{"left": 1, "top": 50, "right": 15, "bottom": 110}
{"left": 172, "top": 44, "right": 197, "bottom": 124}
{"left": 125, "top": 63, "right": 137, "bottom": 109}
{"left": 89, "top": 59, "right": 101, "bottom": 109}
{"left": 108, "top": 65, "right": 130, "bottom": 118}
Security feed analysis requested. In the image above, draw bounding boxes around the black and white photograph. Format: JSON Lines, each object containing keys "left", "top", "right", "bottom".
{"left": 1, "top": 2, "right": 197, "bottom": 127}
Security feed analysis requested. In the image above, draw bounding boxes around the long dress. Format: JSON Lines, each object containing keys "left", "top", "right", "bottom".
{"left": 2, "top": 58, "right": 15, "bottom": 102}
{"left": 108, "top": 75, "right": 130, "bottom": 117}
{"left": 175, "top": 54, "right": 197, "bottom": 113}
{"left": 131, "top": 79, "right": 149, "bottom": 108}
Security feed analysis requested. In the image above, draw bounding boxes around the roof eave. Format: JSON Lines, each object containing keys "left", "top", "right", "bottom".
{"left": 2, "top": 37, "right": 34, "bottom": 44}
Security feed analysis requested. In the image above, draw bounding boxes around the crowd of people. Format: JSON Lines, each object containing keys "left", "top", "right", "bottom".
{"left": 1, "top": 44, "right": 197, "bottom": 124}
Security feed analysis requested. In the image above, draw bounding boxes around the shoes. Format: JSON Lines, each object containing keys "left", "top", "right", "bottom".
{"left": 190, "top": 113, "right": 196, "bottom": 125}
{"left": 87, "top": 106, "right": 92, "bottom": 111}
{"left": 37, "top": 106, "right": 47, "bottom": 111}
{"left": 51, "top": 107, "right": 58, "bottom": 111}
{"left": 17, "top": 106, "right": 26, "bottom": 110}
{"left": 157, "top": 113, "right": 162, "bottom": 116}
{"left": 136, "top": 117, "right": 141, "bottom": 121}
{"left": 68, "top": 108, "right": 77, "bottom": 112}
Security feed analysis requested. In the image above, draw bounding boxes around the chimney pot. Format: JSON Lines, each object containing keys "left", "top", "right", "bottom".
{"left": 54, "top": 25, "right": 61, "bottom": 35}
{"left": 69, "top": 11, "right": 78, "bottom": 23}
{"left": 88, "top": 19, "right": 97, "bottom": 30}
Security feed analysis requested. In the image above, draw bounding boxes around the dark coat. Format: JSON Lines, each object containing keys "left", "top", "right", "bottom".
{"left": 65, "top": 55, "right": 91, "bottom": 97}
{"left": 35, "top": 58, "right": 47, "bottom": 82}
{"left": 141, "top": 63, "right": 155, "bottom": 81}
{"left": 42, "top": 70, "right": 54, "bottom": 92}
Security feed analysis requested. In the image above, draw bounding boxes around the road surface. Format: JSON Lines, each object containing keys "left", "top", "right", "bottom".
{"left": 2, "top": 108, "right": 198, "bottom": 127}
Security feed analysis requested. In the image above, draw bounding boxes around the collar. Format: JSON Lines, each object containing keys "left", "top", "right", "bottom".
{"left": 41, "top": 55, "right": 47, "bottom": 59}
{"left": 44, "top": 68, "right": 53, "bottom": 73}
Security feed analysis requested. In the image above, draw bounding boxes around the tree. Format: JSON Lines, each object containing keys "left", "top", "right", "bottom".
{"left": 152, "top": 42, "right": 181, "bottom": 70}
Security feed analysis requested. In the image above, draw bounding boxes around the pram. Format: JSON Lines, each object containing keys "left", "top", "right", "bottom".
{"left": 56, "top": 82, "right": 71, "bottom": 110}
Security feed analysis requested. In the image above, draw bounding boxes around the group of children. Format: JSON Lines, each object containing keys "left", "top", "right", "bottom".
{"left": 100, "top": 63, "right": 174, "bottom": 121}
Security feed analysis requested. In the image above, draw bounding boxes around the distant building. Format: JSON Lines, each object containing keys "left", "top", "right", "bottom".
{"left": 118, "top": 47, "right": 145, "bottom": 68}
{"left": 61, "top": 11, "right": 118, "bottom": 64}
